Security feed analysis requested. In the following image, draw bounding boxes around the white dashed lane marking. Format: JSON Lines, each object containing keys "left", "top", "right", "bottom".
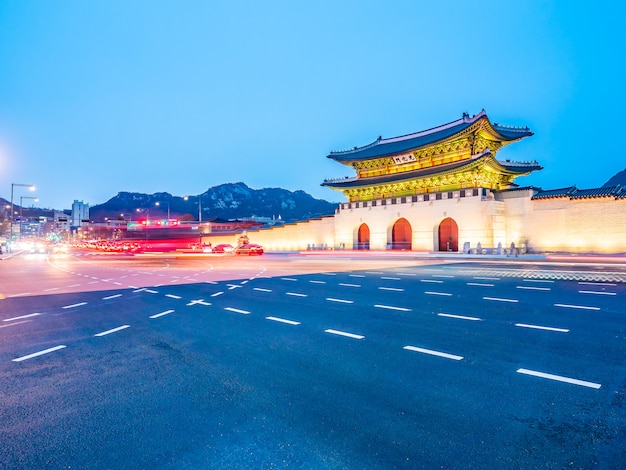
{"left": 517, "top": 368, "right": 601, "bottom": 389}
{"left": 224, "top": 307, "right": 250, "bottom": 315}
{"left": 515, "top": 323, "right": 569, "bottom": 333}
{"left": 554, "top": 303, "right": 600, "bottom": 311}
{"left": 326, "top": 298, "right": 354, "bottom": 304}
{"left": 375, "top": 304, "right": 411, "bottom": 312}
{"left": 150, "top": 310, "right": 175, "bottom": 319}
{"left": 325, "top": 329, "right": 364, "bottom": 340}
{"left": 404, "top": 345, "right": 463, "bottom": 361}
{"left": 13, "top": 345, "right": 67, "bottom": 362}
{"left": 4, "top": 313, "right": 42, "bottom": 322}
{"left": 62, "top": 302, "right": 88, "bottom": 309}
{"left": 266, "top": 316, "right": 300, "bottom": 325}
{"left": 438, "top": 313, "right": 481, "bottom": 321}
{"left": 94, "top": 325, "right": 130, "bottom": 337}
{"left": 483, "top": 297, "right": 518, "bottom": 303}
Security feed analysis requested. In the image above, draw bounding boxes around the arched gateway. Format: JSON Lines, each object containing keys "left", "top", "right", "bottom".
{"left": 391, "top": 218, "right": 412, "bottom": 250}
{"left": 438, "top": 217, "right": 458, "bottom": 252}
{"left": 357, "top": 223, "right": 370, "bottom": 250}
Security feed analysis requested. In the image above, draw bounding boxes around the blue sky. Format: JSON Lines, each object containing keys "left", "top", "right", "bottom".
{"left": 1, "top": 1, "right": 624, "bottom": 210}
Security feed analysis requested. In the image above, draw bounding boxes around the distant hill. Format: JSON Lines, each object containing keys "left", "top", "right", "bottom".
{"left": 603, "top": 168, "right": 626, "bottom": 187}
{"left": 89, "top": 182, "right": 338, "bottom": 223}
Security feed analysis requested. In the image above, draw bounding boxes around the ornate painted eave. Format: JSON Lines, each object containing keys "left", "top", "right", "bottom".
{"left": 326, "top": 110, "right": 533, "bottom": 165}
{"left": 322, "top": 150, "right": 540, "bottom": 189}
{"left": 322, "top": 150, "right": 541, "bottom": 201}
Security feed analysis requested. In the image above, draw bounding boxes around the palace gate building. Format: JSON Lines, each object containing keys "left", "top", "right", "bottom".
{"left": 202, "top": 110, "right": 626, "bottom": 254}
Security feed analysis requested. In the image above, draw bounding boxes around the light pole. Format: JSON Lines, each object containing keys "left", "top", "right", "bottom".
{"left": 10, "top": 183, "right": 36, "bottom": 244}
{"left": 155, "top": 201, "right": 170, "bottom": 221}
{"left": 184, "top": 195, "right": 202, "bottom": 222}
{"left": 19, "top": 196, "right": 39, "bottom": 239}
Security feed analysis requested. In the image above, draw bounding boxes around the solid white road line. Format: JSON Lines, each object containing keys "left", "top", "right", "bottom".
{"left": 103, "top": 294, "right": 123, "bottom": 300}
{"left": 326, "top": 297, "right": 354, "bottom": 304}
{"left": 94, "top": 325, "right": 130, "bottom": 337}
{"left": 150, "top": 310, "right": 175, "bottom": 319}
{"left": 403, "top": 345, "right": 463, "bottom": 361}
{"left": 483, "top": 297, "right": 518, "bottom": 303}
{"left": 325, "top": 329, "right": 364, "bottom": 339}
{"left": 3, "top": 312, "right": 42, "bottom": 322}
{"left": 515, "top": 323, "right": 569, "bottom": 333}
{"left": 517, "top": 368, "right": 601, "bottom": 389}
{"left": 554, "top": 303, "right": 600, "bottom": 311}
{"left": 13, "top": 345, "right": 67, "bottom": 362}
{"left": 62, "top": 302, "right": 88, "bottom": 309}
{"left": 425, "top": 291, "right": 452, "bottom": 296}
{"left": 438, "top": 313, "right": 481, "bottom": 321}
{"left": 224, "top": 307, "right": 250, "bottom": 314}
{"left": 578, "top": 290, "right": 616, "bottom": 296}
{"left": 375, "top": 304, "right": 411, "bottom": 312}
{"left": 266, "top": 316, "right": 300, "bottom": 325}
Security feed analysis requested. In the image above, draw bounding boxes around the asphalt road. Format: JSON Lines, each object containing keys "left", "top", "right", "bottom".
{"left": 1, "top": 250, "right": 625, "bottom": 468}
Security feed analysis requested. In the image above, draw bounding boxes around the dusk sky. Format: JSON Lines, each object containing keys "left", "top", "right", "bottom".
{"left": 1, "top": 1, "right": 624, "bottom": 211}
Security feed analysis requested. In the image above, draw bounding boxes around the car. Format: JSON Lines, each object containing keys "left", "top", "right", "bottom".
{"left": 211, "top": 243, "right": 234, "bottom": 254}
{"left": 235, "top": 243, "right": 263, "bottom": 255}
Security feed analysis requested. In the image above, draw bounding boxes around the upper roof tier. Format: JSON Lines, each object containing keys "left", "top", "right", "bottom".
{"left": 327, "top": 110, "right": 533, "bottom": 164}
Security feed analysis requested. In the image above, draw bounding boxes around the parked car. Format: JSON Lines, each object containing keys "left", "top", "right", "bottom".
{"left": 211, "top": 243, "right": 234, "bottom": 253}
{"left": 235, "top": 243, "right": 264, "bottom": 255}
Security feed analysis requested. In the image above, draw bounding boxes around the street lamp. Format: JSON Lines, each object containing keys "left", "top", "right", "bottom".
{"left": 155, "top": 201, "right": 170, "bottom": 221}
{"left": 10, "top": 183, "right": 35, "bottom": 243}
{"left": 183, "top": 195, "right": 202, "bottom": 222}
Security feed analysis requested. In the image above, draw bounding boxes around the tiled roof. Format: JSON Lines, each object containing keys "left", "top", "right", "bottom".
{"left": 327, "top": 110, "right": 533, "bottom": 163}
{"left": 570, "top": 185, "right": 623, "bottom": 199}
{"left": 531, "top": 186, "right": 577, "bottom": 199}
{"left": 532, "top": 185, "right": 625, "bottom": 200}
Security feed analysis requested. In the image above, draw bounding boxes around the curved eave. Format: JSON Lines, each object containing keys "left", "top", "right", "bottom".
{"left": 326, "top": 111, "right": 533, "bottom": 164}
{"left": 322, "top": 153, "right": 540, "bottom": 190}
